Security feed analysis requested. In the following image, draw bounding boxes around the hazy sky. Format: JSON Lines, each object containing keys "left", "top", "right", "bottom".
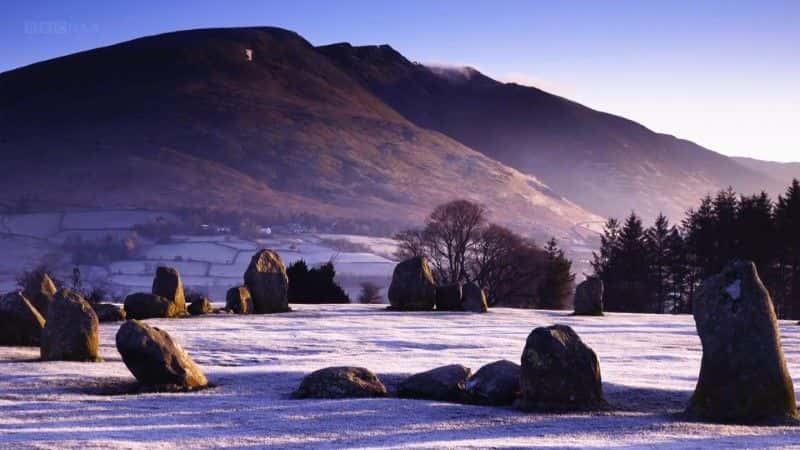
{"left": 1, "top": 0, "right": 797, "bottom": 162}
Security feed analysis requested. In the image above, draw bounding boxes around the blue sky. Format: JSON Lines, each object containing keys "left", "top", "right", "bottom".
{"left": 1, "top": 0, "right": 798, "bottom": 161}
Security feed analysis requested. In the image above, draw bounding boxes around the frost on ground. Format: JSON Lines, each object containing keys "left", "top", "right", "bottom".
{"left": 1, "top": 305, "right": 799, "bottom": 449}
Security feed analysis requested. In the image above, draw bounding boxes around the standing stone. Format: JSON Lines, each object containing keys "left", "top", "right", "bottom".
{"left": 516, "top": 324, "right": 605, "bottom": 411}
{"left": 23, "top": 272, "right": 57, "bottom": 317}
{"left": 465, "top": 359, "right": 521, "bottom": 406}
{"left": 397, "top": 364, "right": 471, "bottom": 402}
{"left": 41, "top": 289, "right": 100, "bottom": 362}
{"left": 92, "top": 303, "right": 126, "bottom": 322}
{"left": 152, "top": 267, "right": 186, "bottom": 314}
{"left": 116, "top": 320, "right": 208, "bottom": 390}
{"left": 388, "top": 256, "right": 436, "bottom": 311}
{"left": 124, "top": 293, "right": 183, "bottom": 319}
{"left": 687, "top": 260, "right": 798, "bottom": 423}
{"left": 293, "top": 366, "right": 387, "bottom": 399}
{"left": 0, "top": 292, "right": 45, "bottom": 346}
{"left": 244, "top": 250, "right": 289, "bottom": 314}
{"left": 435, "top": 284, "right": 462, "bottom": 311}
{"left": 573, "top": 276, "right": 604, "bottom": 316}
{"left": 188, "top": 297, "right": 213, "bottom": 316}
{"left": 225, "top": 286, "right": 254, "bottom": 314}
{"left": 462, "top": 282, "right": 488, "bottom": 313}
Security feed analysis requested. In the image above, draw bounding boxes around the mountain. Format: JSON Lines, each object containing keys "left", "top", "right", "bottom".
{"left": 733, "top": 157, "right": 800, "bottom": 190}
{"left": 318, "top": 43, "right": 782, "bottom": 221}
{"left": 0, "top": 27, "right": 598, "bottom": 238}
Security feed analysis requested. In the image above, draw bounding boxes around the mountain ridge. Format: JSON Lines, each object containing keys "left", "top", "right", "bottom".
{"left": 0, "top": 27, "right": 598, "bottom": 239}
{"left": 317, "top": 42, "right": 784, "bottom": 221}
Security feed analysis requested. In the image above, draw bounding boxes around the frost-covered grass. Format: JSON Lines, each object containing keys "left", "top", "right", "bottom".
{"left": 1, "top": 305, "right": 799, "bottom": 448}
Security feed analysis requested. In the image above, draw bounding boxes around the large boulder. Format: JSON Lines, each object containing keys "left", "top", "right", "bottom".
{"left": 388, "top": 256, "right": 436, "bottom": 311}
{"left": 116, "top": 320, "right": 208, "bottom": 390}
{"left": 517, "top": 324, "right": 605, "bottom": 411}
{"left": 188, "top": 297, "right": 213, "bottom": 316}
{"left": 465, "top": 359, "right": 521, "bottom": 406}
{"left": 92, "top": 303, "right": 126, "bottom": 323}
{"left": 397, "top": 364, "right": 471, "bottom": 402}
{"left": 686, "top": 261, "right": 798, "bottom": 423}
{"left": 23, "top": 272, "right": 57, "bottom": 316}
{"left": 573, "top": 276, "right": 604, "bottom": 316}
{"left": 244, "top": 250, "right": 289, "bottom": 313}
{"left": 41, "top": 289, "right": 100, "bottom": 362}
{"left": 151, "top": 267, "right": 186, "bottom": 314}
{"left": 225, "top": 286, "right": 254, "bottom": 314}
{"left": 124, "top": 293, "right": 183, "bottom": 320}
{"left": 435, "top": 284, "right": 462, "bottom": 311}
{"left": 462, "top": 282, "right": 488, "bottom": 313}
{"left": 0, "top": 292, "right": 45, "bottom": 346}
{"left": 293, "top": 366, "right": 387, "bottom": 399}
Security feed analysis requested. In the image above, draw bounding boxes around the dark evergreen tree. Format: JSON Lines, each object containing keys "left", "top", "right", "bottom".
{"left": 591, "top": 218, "right": 621, "bottom": 279}
{"left": 645, "top": 214, "right": 672, "bottom": 313}
{"left": 594, "top": 213, "right": 651, "bottom": 313}
{"left": 287, "top": 259, "right": 350, "bottom": 304}
{"left": 665, "top": 227, "right": 691, "bottom": 313}
{"left": 538, "top": 238, "right": 575, "bottom": 310}
{"left": 683, "top": 196, "right": 716, "bottom": 280}
{"left": 711, "top": 187, "right": 740, "bottom": 270}
{"left": 775, "top": 179, "right": 800, "bottom": 319}
{"left": 737, "top": 192, "right": 775, "bottom": 269}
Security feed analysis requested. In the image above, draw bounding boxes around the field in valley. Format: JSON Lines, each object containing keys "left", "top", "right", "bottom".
{"left": 1, "top": 305, "right": 799, "bottom": 449}
{"left": 0, "top": 210, "right": 398, "bottom": 301}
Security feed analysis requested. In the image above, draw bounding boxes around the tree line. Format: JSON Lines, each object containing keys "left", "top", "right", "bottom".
{"left": 592, "top": 180, "right": 800, "bottom": 319}
{"left": 395, "top": 200, "right": 574, "bottom": 309}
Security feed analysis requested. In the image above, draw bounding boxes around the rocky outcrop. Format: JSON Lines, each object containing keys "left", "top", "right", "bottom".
{"left": 152, "top": 267, "right": 186, "bottom": 314}
{"left": 397, "top": 364, "right": 471, "bottom": 402}
{"left": 293, "top": 366, "right": 387, "bottom": 399}
{"left": 388, "top": 257, "right": 436, "bottom": 311}
{"left": 124, "top": 293, "right": 184, "bottom": 320}
{"left": 435, "top": 283, "right": 462, "bottom": 311}
{"left": 22, "top": 272, "right": 57, "bottom": 316}
{"left": 188, "top": 297, "right": 213, "bottom": 316}
{"left": 462, "top": 282, "right": 488, "bottom": 313}
{"left": 225, "top": 286, "right": 254, "bottom": 314}
{"left": 116, "top": 320, "right": 208, "bottom": 390}
{"left": 687, "top": 261, "right": 798, "bottom": 423}
{"left": 465, "top": 359, "right": 521, "bottom": 405}
{"left": 41, "top": 289, "right": 100, "bottom": 362}
{"left": 0, "top": 292, "right": 45, "bottom": 346}
{"left": 517, "top": 324, "right": 605, "bottom": 411}
{"left": 244, "top": 250, "right": 290, "bottom": 313}
{"left": 92, "top": 303, "right": 126, "bottom": 322}
{"left": 573, "top": 276, "right": 604, "bottom": 316}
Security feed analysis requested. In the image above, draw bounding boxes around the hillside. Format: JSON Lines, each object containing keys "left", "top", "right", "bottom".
{"left": 733, "top": 157, "right": 800, "bottom": 190}
{"left": 0, "top": 27, "right": 597, "bottom": 238}
{"left": 318, "top": 43, "right": 783, "bottom": 221}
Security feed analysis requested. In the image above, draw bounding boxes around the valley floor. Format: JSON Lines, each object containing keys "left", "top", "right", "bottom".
{"left": 1, "top": 305, "right": 799, "bottom": 448}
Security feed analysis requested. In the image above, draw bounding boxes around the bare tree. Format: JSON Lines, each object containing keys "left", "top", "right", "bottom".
{"left": 394, "top": 200, "right": 573, "bottom": 308}
{"left": 395, "top": 200, "right": 487, "bottom": 284}
{"left": 357, "top": 282, "right": 383, "bottom": 304}
{"left": 471, "top": 224, "right": 549, "bottom": 306}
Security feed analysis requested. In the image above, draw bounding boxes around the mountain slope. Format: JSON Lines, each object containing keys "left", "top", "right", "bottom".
{"left": 0, "top": 27, "right": 598, "bottom": 237}
{"left": 318, "top": 43, "right": 780, "bottom": 221}
{"left": 733, "top": 157, "right": 800, "bottom": 190}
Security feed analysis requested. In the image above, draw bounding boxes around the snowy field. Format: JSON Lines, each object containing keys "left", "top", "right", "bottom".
{"left": 1, "top": 305, "right": 799, "bottom": 449}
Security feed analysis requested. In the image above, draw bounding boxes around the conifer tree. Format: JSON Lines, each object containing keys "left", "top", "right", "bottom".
{"left": 645, "top": 214, "right": 672, "bottom": 313}
{"left": 775, "top": 179, "right": 800, "bottom": 319}
{"left": 538, "top": 238, "right": 575, "bottom": 310}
